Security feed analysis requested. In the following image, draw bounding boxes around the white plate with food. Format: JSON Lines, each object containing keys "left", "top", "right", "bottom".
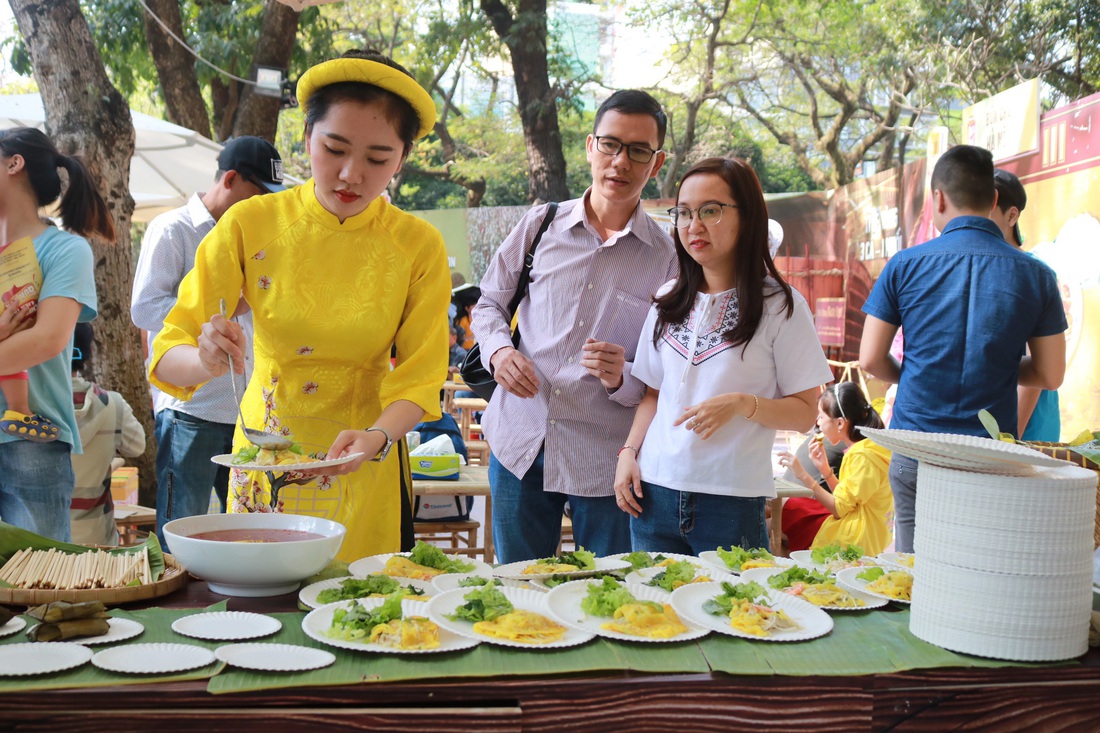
{"left": 298, "top": 575, "right": 434, "bottom": 610}
{"left": 0, "top": 642, "right": 92, "bottom": 676}
{"left": 789, "top": 550, "right": 879, "bottom": 572}
{"left": 492, "top": 556, "right": 630, "bottom": 581}
{"left": 605, "top": 551, "right": 704, "bottom": 572}
{"left": 171, "top": 611, "right": 282, "bottom": 641}
{"left": 740, "top": 568, "right": 888, "bottom": 612}
{"left": 835, "top": 567, "right": 913, "bottom": 604}
{"left": 210, "top": 452, "right": 364, "bottom": 473}
{"left": 302, "top": 597, "right": 477, "bottom": 654}
{"left": 92, "top": 642, "right": 217, "bottom": 674}
{"left": 877, "top": 552, "right": 916, "bottom": 571}
{"left": 698, "top": 549, "right": 795, "bottom": 575}
{"left": 0, "top": 616, "right": 26, "bottom": 638}
{"left": 215, "top": 643, "right": 336, "bottom": 672}
{"left": 74, "top": 617, "right": 145, "bottom": 645}
{"left": 670, "top": 581, "right": 833, "bottom": 642}
{"left": 427, "top": 586, "right": 595, "bottom": 649}
{"left": 545, "top": 580, "right": 708, "bottom": 643}
{"left": 348, "top": 550, "right": 492, "bottom": 580}
{"left": 624, "top": 563, "right": 734, "bottom": 594}
{"left": 432, "top": 573, "right": 531, "bottom": 592}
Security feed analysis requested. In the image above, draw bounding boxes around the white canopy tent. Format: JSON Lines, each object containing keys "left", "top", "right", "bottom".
{"left": 0, "top": 93, "right": 295, "bottom": 222}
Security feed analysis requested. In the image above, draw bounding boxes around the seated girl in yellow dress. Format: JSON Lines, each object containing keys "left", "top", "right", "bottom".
{"left": 150, "top": 50, "right": 451, "bottom": 562}
{"left": 778, "top": 382, "right": 894, "bottom": 556}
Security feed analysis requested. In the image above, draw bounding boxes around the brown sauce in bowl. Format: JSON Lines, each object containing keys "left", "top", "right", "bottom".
{"left": 188, "top": 529, "right": 325, "bottom": 543}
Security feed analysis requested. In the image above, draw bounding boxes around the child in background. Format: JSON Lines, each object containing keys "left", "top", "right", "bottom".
{"left": 69, "top": 323, "right": 146, "bottom": 546}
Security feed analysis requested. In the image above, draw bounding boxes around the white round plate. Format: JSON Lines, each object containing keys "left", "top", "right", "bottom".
{"left": 0, "top": 616, "right": 26, "bottom": 638}
{"left": 789, "top": 550, "right": 879, "bottom": 573}
{"left": 545, "top": 581, "right": 709, "bottom": 643}
{"left": 210, "top": 452, "right": 365, "bottom": 473}
{"left": 171, "top": 611, "right": 281, "bottom": 641}
{"left": 74, "top": 617, "right": 145, "bottom": 645}
{"left": 302, "top": 597, "right": 478, "bottom": 654}
{"left": 426, "top": 586, "right": 595, "bottom": 649}
{"left": 835, "top": 567, "right": 912, "bottom": 605}
{"left": 739, "top": 568, "right": 888, "bottom": 612}
{"left": 348, "top": 552, "right": 492, "bottom": 579}
{"left": 298, "top": 575, "right": 434, "bottom": 610}
{"left": 492, "top": 556, "right": 631, "bottom": 581}
{"left": 215, "top": 643, "right": 335, "bottom": 672}
{"left": 698, "top": 550, "right": 794, "bottom": 575}
{"left": 92, "top": 642, "right": 216, "bottom": 674}
{"left": 670, "top": 581, "right": 833, "bottom": 642}
{"left": 605, "top": 551, "right": 703, "bottom": 571}
{"left": 877, "top": 552, "right": 916, "bottom": 571}
{"left": 624, "top": 564, "right": 735, "bottom": 594}
{"left": 0, "top": 642, "right": 92, "bottom": 676}
{"left": 788, "top": 550, "right": 825, "bottom": 570}
{"left": 860, "top": 428, "right": 1064, "bottom": 474}
{"left": 432, "top": 573, "right": 531, "bottom": 592}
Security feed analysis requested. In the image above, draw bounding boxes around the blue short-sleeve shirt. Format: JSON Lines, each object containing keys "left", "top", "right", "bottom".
{"left": 862, "top": 216, "right": 1066, "bottom": 437}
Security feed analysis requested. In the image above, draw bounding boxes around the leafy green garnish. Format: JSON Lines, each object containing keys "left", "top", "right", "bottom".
{"left": 235, "top": 445, "right": 260, "bottom": 462}
{"left": 447, "top": 580, "right": 514, "bottom": 622}
{"left": 408, "top": 540, "right": 475, "bottom": 572}
{"left": 316, "top": 575, "right": 425, "bottom": 604}
{"left": 457, "top": 576, "right": 491, "bottom": 587}
{"left": 326, "top": 593, "right": 405, "bottom": 641}
{"left": 645, "top": 560, "right": 698, "bottom": 592}
{"left": 702, "top": 581, "right": 767, "bottom": 616}
{"left": 857, "top": 566, "right": 885, "bottom": 582}
{"left": 766, "top": 566, "right": 832, "bottom": 589}
{"left": 535, "top": 547, "right": 596, "bottom": 571}
{"left": 715, "top": 546, "right": 774, "bottom": 572}
{"left": 579, "top": 577, "right": 637, "bottom": 617}
{"left": 810, "top": 543, "right": 864, "bottom": 565}
{"left": 542, "top": 574, "right": 573, "bottom": 589}
{"left": 622, "top": 551, "right": 668, "bottom": 571}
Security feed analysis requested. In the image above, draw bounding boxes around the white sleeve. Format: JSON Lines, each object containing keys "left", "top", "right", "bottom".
{"left": 130, "top": 217, "right": 188, "bottom": 333}
{"left": 629, "top": 305, "right": 664, "bottom": 391}
{"left": 773, "top": 293, "right": 834, "bottom": 395}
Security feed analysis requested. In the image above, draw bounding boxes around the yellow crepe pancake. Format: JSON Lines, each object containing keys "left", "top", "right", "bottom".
{"left": 473, "top": 609, "right": 567, "bottom": 644}
{"left": 728, "top": 599, "right": 799, "bottom": 637}
{"left": 368, "top": 617, "right": 440, "bottom": 650}
{"left": 600, "top": 602, "right": 689, "bottom": 639}
{"left": 739, "top": 558, "right": 778, "bottom": 571}
{"left": 383, "top": 555, "right": 445, "bottom": 580}
{"left": 521, "top": 562, "right": 581, "bottom": 575}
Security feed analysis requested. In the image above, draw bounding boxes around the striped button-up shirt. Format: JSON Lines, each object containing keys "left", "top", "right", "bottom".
{"left": 472, "top": 192, "right": 676, "bottom": 497}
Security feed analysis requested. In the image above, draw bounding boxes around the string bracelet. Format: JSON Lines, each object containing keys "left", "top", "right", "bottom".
{"left": 746, "top": 394, "right": 759, "bottom": 421}
{"left": 617, "top": 445, "right": 638, "bottom": 458}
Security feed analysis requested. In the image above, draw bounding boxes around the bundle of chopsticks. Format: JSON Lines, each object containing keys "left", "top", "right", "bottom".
{"left": 0, "top": 547, "right": 152, "bottom": 589}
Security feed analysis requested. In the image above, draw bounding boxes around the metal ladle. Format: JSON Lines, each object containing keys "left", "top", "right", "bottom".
{"left": 219, "top": 298, "right": 294, "bottom": 451}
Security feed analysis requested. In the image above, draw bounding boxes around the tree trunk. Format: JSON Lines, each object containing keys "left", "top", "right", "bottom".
{"left": 10, "top": 0, "right": 158, "bottom": 506}
{"left": 142, "top": 0, "right": 212, "bottom": 138}
{"left": 232, "top": 1, "right": 299, "bottom": 141}
{"left": 480, "top": 0, "right": 568, "bottom": 203}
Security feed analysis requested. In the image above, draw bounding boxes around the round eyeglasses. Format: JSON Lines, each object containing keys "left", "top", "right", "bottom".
{"left": 593, "top": 136, "right": 660, "bottom": 164}
{"left": 667, "top": 202, "right": 737, "bottom": 229}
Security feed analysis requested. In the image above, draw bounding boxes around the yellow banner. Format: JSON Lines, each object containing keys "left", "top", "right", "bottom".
{"left": 961, "top": 79, "right": 1040, "bottom": 161}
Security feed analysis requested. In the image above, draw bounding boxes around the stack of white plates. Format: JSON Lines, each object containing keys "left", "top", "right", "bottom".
{"left": 899, "top": 441, "right": 1097, "bottom": 662}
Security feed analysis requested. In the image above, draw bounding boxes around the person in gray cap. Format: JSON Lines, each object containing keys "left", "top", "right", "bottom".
{"left": 991, "top": 168, "right": 1061, "bottom": 442}
{"left": 130, "top": 136, "right": 285, "bottom": 543}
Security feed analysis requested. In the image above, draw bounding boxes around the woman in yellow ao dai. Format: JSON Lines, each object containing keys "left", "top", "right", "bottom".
{"left": 149, "top": 51, "right": 450, "bottom": 561}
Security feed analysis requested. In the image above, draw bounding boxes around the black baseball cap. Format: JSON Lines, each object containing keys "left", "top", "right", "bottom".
{"left": 218, "top": 136, "right": 285, "bottom": 193}
{"left": 993, "top": 169, "right": 1026, "bottom": 245}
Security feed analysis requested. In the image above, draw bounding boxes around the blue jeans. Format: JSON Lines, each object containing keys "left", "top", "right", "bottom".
{"left": 889, "top": 454, "right": 918, "bottom": 553}
{"left": 630, "top": 481, "right": 769, "bottom": 555}
{"left": 489, "top": 448, "right": 631, "bottom": 563}
{"left": 155, "top": 409, "right": 234, "bottom": 544}
{"left": 0, "top": 440, "right": 74, "bottom": 541}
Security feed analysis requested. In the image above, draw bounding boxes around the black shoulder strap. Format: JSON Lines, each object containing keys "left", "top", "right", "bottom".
{"left": 505, "top": 202, "right": 557, "bottom": 318}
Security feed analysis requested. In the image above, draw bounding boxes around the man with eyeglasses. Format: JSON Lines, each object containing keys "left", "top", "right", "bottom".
{"left": 471, "top": 90, "right": 677, "bottom": 563}
{"left": 131, "top": 136, "right": 284, "bottom": 543}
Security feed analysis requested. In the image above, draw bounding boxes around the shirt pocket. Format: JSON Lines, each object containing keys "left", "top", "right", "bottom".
{"left": 591, "top": 290, "right": 650, "bottom": 360}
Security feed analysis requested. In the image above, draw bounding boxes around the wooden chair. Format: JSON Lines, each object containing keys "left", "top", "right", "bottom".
{"left": 465, "top": 440, "right": 491, "bottom": 466}
{"left": 557, "top": 514, "right": 575, "bottom": 554}
{"left": 413, "top": 519, "right": 484, "bottom": 560}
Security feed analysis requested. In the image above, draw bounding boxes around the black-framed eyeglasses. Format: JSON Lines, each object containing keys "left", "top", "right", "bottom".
{"left": 593, "top": 136, "right": 660, "bottom": 164}
{"left": 667, "top": 202, "right": 738, "bottom": 229}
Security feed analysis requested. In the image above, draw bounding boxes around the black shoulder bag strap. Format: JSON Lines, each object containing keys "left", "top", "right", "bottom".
{"left": 506, "top": 202, "right": 558, "bottom": 340}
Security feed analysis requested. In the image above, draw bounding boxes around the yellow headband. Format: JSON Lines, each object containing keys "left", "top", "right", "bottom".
{"left": 296, "top": 58, "right": 436, "bottom": 140}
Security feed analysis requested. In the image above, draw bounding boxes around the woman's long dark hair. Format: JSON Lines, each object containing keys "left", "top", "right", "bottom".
{"left": 0, "top": 127, "right": 116, "bottom": 242}
{"left": 820, "top": 381, "right": 884, "bottom": 442}
{"left": 653, "top": 157, "right": 793, "bottom": 350}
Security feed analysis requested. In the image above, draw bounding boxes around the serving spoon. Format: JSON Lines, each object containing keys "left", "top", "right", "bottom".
{"left": 219, "top": 298, "right": 294, "bottom": 451}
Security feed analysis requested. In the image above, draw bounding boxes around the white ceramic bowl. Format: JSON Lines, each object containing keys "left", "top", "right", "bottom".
{"left": 163, "top": 513, "right": 345, "bottom": 597}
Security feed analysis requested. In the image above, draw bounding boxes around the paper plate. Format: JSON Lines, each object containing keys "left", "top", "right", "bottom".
{"left": 860, "top": 428, "right": 1066, "bottom": 474}
{"left": 545, "top": 581, "right": 709, "bottom": 643}
{"left": 302, "top": 598, "right": 478, "bottom": 654}
{"left": 789, "top": 550, "right": 879, "bottom": 573}
{"left": 836, "top": 567, "right": 912, "bottom": 605}
{"left": 298, "top": 576, "right": 434, "bottom": 610}
{"left": 171, "top": 611, "right": 281, "bottom": 641}
{"left": 348, "top": 552, "right": 492, "bottom": 579}
{"left": 624, "top": 564, "right": 734, "bottom": 594}
{"left": 73, "top": 617, "right": 145, "bottom": 645}
{"left": 210, "top": 452, "right": 364, "bottom": 473}
{"left": 431, "top": 573, "right": 531, "bottom": 592}
{"left": 0, "top": 642, "right": 92, "bottom": 676}
{"left": 0, "top": 616, "right": 26, "bottom": 638}
{"left": 605, "top": 551, "right": 704, "bottom": 572}
{"left": 697, "top": 550, "right": 794, "bottom": 575}
{"left": 92, "top": 642, "right": 216, "bottom": 674}
{"left": 877, "top": 552, "right": 916, "bottom": 571}
{"left": 426, "top": 586, "right": 596, "bottom": 649}
{"left": 670, "top": 581, "right": 833, "bottom": 642}
{"left": 740, "top": 568, "right": 888, "bottom": 612}
{"left": 493, "top": 556, "right": 631, "bottom": 581}
{"left": 215, "top": 643, "right": 336, "bottom": 672}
